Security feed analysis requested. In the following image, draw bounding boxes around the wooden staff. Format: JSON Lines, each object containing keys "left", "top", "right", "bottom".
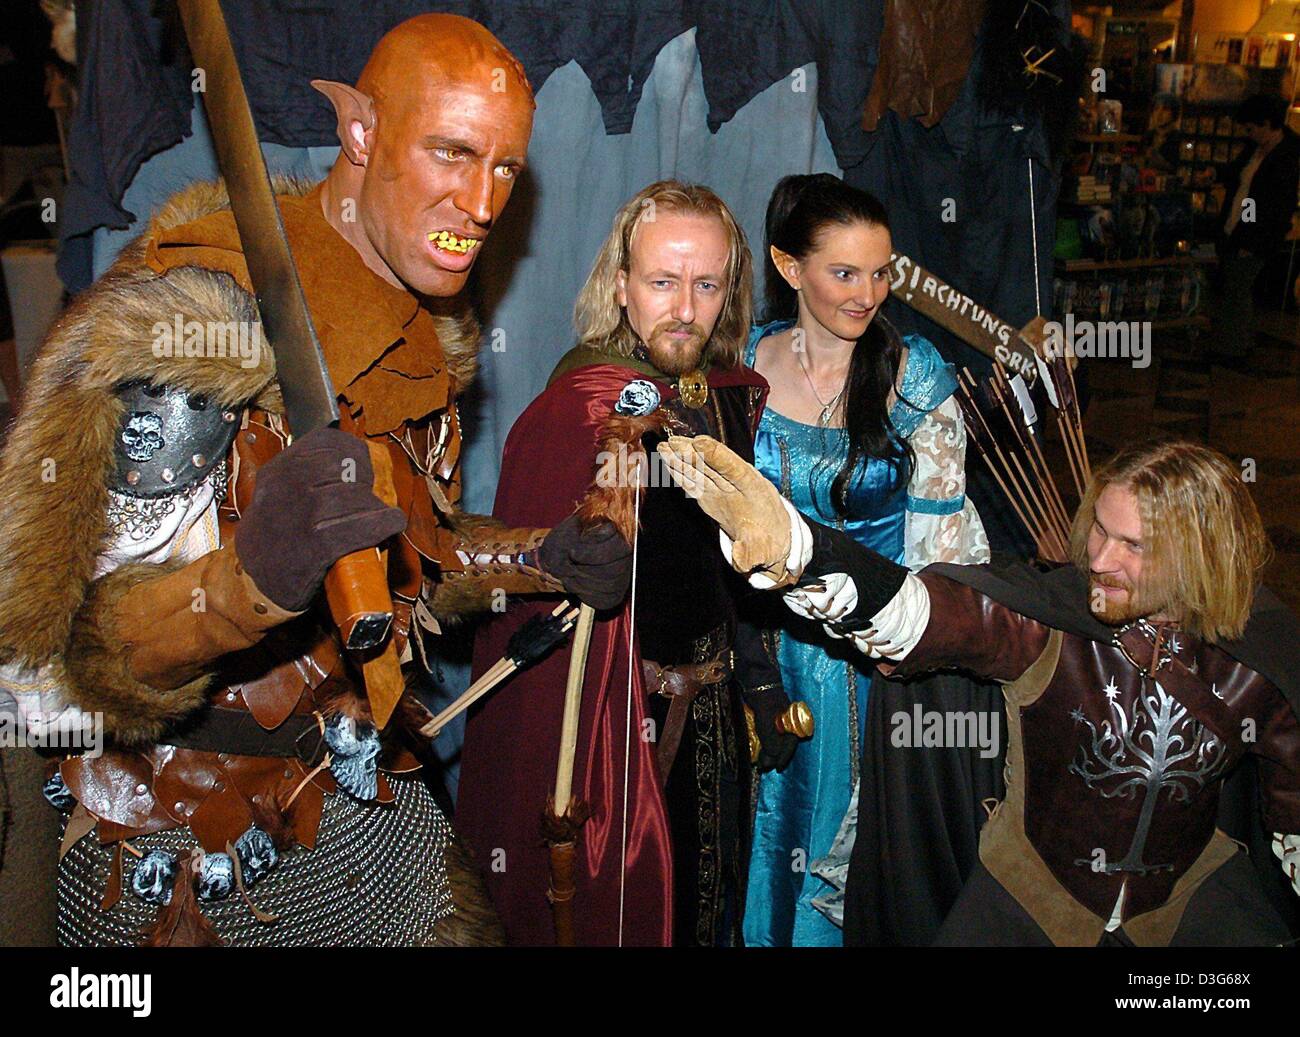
{"left": 538, "top": 410, "right": 656, "bottom": 946}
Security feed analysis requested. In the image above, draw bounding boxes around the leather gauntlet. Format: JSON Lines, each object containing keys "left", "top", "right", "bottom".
{"left": 428, "top": 513, "right": 633, "bottom": 616}
{"left": 63, "top": 544, "right": 298, "bottom": 745}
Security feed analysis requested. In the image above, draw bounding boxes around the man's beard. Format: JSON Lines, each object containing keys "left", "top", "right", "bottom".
{"left": 1087, "top": 573, "right": 1170, "bottom": 626}
{"left": 643, "top": 319, "right": 709, "bottom": 376}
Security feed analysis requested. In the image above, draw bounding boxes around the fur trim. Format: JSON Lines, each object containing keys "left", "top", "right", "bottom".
{"left": 433, "top": 832, "right": 507, "bottom": 947}
{"left": 442, "top": 506, "right": 506, "bottom": 539}
{"left": 423, "top": 509, "right": 563, "bottom": 621}
{"left": 424, "top": 576, "right": 500, "bottom": 623}
{"left": 427, "top": 296, "right": 481, "bottom": 392}
{"left": 0, "top": 205, "right": 273, "bottom": 667}
{"left": 146, "top": 175, "right": 315, "bottom": 236}
{"left": 576, "top": 411, "right": 669, "bottom": 545}
{"left": 424, "top": 413, "right": 665, "bottom": 619}
{"left": 424, "top": 508, "right": 506, "bottom": 621}
{"left": 62, "top": 561, "right": 213, "bottom": 747}
{"left": 316, "top": 683, "right": 374, "bottom": 727}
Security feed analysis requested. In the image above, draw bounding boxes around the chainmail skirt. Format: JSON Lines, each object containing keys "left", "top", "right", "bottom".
{"left": 56, "top": 774, "right": 455, "bottom": 947}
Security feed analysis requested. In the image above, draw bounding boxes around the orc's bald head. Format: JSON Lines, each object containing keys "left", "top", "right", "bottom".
{"left": 314, "top": 14, "right": 534, "bottom": 297}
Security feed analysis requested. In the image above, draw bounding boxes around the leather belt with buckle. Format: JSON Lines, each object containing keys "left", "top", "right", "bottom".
{"left": 642, "top": 654, "right": 733, "bottom": 781}
{"left": 643, "top": 657, "right": 731, "bottom": 698}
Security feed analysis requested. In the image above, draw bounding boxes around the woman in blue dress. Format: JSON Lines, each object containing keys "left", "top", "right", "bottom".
{"left": 742, "top": 174, "right": 990, "bottom": 946}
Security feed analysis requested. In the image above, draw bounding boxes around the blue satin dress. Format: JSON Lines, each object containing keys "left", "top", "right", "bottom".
{"left": 742, "top": 320, "right": 959, "bottom": 946}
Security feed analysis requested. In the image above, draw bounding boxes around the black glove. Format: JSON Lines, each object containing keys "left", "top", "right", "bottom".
{"left": 235, "top": 427, "right": 408, "bottom": 611}
{"left": 537, "top": 515, "right": 632, "bottom": 611}
{"left": 748, "top": 686, "right": 799, "bottom": 772}
{"left": 801, "top": 517, "right": 909, "bottom": 629}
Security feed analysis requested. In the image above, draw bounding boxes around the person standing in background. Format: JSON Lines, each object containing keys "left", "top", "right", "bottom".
{"left": 1212, "top": 93, "right": 1300, "bottom": 366}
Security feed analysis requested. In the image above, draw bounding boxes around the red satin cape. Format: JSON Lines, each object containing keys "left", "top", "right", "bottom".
{"left": 456, "top": 360, "right": 766, "bottom": 945}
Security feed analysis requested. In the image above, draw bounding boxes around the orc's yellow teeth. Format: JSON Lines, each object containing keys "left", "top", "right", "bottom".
{"left": 427, "top": 230, "right": 482, "bottom": 254}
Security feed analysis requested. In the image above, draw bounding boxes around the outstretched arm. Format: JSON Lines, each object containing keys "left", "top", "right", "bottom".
{"left": 427, "top": 510, "right": 632, "bottom": 618}
{"left": 657, "top": 435, "right": 1049, "bottom": 682}
{"left": 656, "top": 433, "right": 917, "bottom": 642}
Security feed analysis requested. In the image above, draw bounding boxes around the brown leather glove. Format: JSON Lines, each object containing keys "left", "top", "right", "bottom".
{"left": 235, "top": 427, "right": 408, "bottom": 612}
{"left": 656, "top": 435, "right": 795, "bottom": 586}
{"left": 537, "top": 515, "right": 632, "bottom": 611}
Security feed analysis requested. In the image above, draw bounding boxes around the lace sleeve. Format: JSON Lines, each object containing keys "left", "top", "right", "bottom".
{"left": 904, "top": 395, "right": 989, "bottom": 569}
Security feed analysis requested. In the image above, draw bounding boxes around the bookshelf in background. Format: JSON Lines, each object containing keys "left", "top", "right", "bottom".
{"left": 1054, "top": 60, "right": 1286, "bottom": 332}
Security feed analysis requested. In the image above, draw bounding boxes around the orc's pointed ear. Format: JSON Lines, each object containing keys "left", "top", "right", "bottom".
{"left": 311, "top": 80, "right": 376, "bottom": 164}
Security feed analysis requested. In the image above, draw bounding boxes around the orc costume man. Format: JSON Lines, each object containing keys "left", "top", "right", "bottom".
{"left": 0, "top": 14, "right": 626, "bottom": 946}
{"left": 658, "top": 435, "right": 1300, "bottom": 946}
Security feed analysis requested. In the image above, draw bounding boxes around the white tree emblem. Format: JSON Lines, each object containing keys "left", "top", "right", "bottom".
{"left": 1069, "top": 676, "right": 1227, "bottom": 874}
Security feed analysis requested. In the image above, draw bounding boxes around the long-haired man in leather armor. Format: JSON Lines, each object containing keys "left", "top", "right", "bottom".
{"left": 660, "top": 434, "right": 1300, "bottom": 946}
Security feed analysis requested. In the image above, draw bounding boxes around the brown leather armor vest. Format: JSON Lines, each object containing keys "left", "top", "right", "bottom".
{"left": 1012, "top": 622, "right": 1294, "bottom": 925}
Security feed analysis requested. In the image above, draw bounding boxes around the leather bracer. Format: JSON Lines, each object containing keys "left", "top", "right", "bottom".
{"left": 426, "top": 525, "right": 563, "bottom": 617}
